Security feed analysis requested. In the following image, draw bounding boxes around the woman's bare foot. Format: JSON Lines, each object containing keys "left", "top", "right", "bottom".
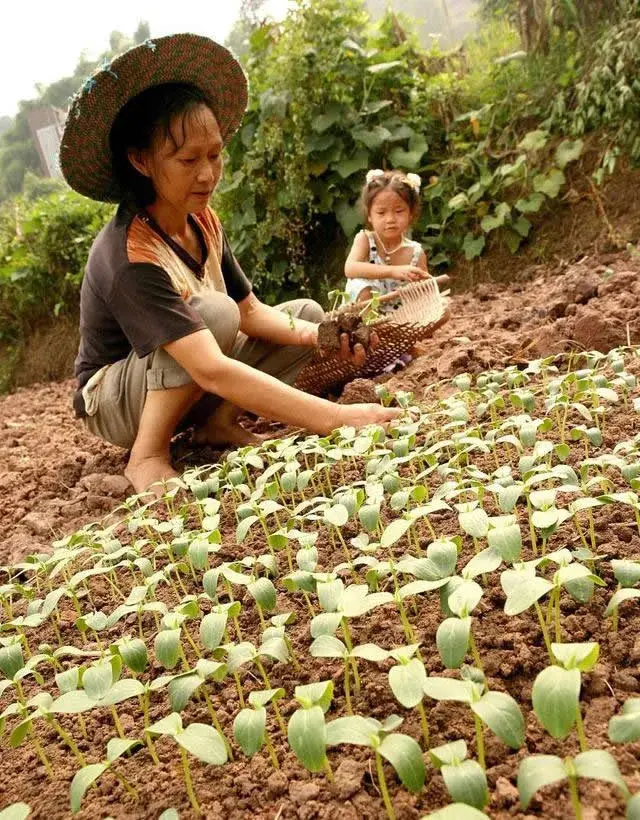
{"left": 194, "top": 400, "right": 267, "bottom": 448}
{"left": 124, "top": 455, "right": 179, "bottom": 497}
{"left": 193, "top": 421, "right": 267, "bottom": 448}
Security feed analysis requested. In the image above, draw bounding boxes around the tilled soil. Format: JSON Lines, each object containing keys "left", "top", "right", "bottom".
{"left": 2, "top": 248, "right": 639, "bottom": 565}
{"left": 1, "top": 249, "right": 640, "bottom": 820}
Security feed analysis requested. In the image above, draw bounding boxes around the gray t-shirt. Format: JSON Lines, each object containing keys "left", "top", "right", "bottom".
{"left": 73, "top": 204, "right": 251, "bottom": 416}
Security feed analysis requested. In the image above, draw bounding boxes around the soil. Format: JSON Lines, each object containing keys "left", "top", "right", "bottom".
{"left": 1, "top": 244, "right": 640, "bottom": 819}
{"left": 317, "top": 314, "right": 374, "bottom": 355}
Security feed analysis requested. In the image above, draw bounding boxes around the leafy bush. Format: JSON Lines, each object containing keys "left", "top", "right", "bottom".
{"left": 551, "top": 9, "right": 640, "bottom": 174}
{"left": 0, "top": 191, "right": 112, "bottom": 342}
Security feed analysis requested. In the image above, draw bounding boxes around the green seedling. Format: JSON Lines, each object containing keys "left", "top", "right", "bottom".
{"left": 165, "top": 658, "right": 230, "bottom": 753}
{"left": 233, "top": 687, "right": 285, "bottom": 768}
{"left": 70, "top": 737, "right": 141, "bottom": 813}
{"left": 423, "top": 666, "right": 525, "bottom": 768}
{"left": 52, "top": 656, "right": 144, "bottom": 740}
{"left": 3, "top": 691, "right": 86, "bottom": 770}
{"left": 606, "top": 559, "right": 640, "bottom": 631}
{"left": 0, "top": 643, "right": 44, "bottom": 703}
{"left": 502, "top": 552, "right": 604, "bottom": 656}
{"left": 287, "top": 680, "right": 334, "bottom": 779}
{"left": 146, "top": 713, "right": 227, "bottom": 815}
{"left": 386, "top": 644, "right": 430, "bottom": 746}
{"left": 111, "top": 636, "right": 148, "bottom": 677}
{"left": 325, "top": 714, "right": 425, "bottom": 820}
{"left": 311, "top": 579, "right": 393, "bottom": 694}
{"left": 310, "top": 634, "right": 388, "bottom": 713}
{"left": 608, "top": 698, "right": 640, "bottom": 743}
{"left": 429, "top": 739, "right": 488, "bottom": 810}
{"left": 532, "top": 642, "right": 599, "bottom": 751}
{"left": 436, "top": 577, "right": 484, "bottom": 671}
{"left": 518, "top": 750, "right": 629, "bottom": 819}
{"left": 154, "top": 603, "right": 203, "bottom": 672}
{"left": 216, "top": 638, "right": 288, "bottom": 724}
{"left": 262, "top": 612, "right": 301, "bottom": 672}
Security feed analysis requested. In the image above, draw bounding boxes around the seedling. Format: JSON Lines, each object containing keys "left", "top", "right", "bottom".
{"left": 287, "top": 680, "right": 334, "bottom": 779}
{"left": 531, "top": 642, "right": 599, "bottom": 751}
{"left": 233, "top": 687, "right": 285, "bottom": 767}
{"left": 52, "top": 656, "right": 144, "bottom": 740}
{"left": 146, "top": 713, "right": 227, "bottom": 815}
{"left": 605, "top": 559, "right": 640, "bottom": 631}
{"left": 429, "top": 739, "right": 489, "bottom": 810}
{"left": 608, "top": 698, "right": 640, "bottom": 743}
{"left": 310, "top": 634, "right": 388, "bottom": 713}
{"left": 325, "top": 714, "right": 425, "bottom": 820}
{"left": 518, "top": 750, "right": 629, "bottom": 819}
{"left": 423, "top": 666, "right": 525, "bottom": 768}
{"left": 386, "top": 644, "right": 430, "bottom": 745}
{"left": 69, "top": 738, "right": 141, "bottom": 813}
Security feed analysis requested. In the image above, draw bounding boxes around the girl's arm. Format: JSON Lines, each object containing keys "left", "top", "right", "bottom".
{"left": 344, "top": 231, "right": 395, "bottom": 280}
{"left": 416, "top": 249, "right": 430, "bottom": 273}
{"left": 344, "top": 232, "right": 424, "bottom": 280}
{"left": 163, "top": 329, "right": 400, "bottom": 434}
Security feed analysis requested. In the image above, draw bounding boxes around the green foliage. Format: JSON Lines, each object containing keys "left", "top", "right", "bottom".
{"left": 551, "top": 11, "right": 640, "bottom": 169}
{"left": 0, "top": 191, "right": 112, "bottom": 342}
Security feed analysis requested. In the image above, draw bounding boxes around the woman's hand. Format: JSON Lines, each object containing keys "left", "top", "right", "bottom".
{"left": 392, "top": 265, "right": 430, "bottom": 282}
{"left": 331, "top": 402, "right": 403, "bottom": 431}
{"left": 337, "top": 330, "right": 380, "bottom": 367}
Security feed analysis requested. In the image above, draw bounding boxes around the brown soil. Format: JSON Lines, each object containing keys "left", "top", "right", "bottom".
{"left": 1, "top": 244, "right": 640, "bottom": 819}
{"left": 317, "top": 313, "right": 374, "bottom": 355}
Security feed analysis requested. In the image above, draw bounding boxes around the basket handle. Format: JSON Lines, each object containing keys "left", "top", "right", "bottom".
{"left": 376, "top": 274, "right": 450, "bottom": 305}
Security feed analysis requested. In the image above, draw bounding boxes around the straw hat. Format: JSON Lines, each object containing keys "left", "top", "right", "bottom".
{"left": 60, "top": 33, "right": 248, "bottom": 202}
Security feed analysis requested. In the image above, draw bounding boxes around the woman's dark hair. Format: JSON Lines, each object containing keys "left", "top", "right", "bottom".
{"left": 109, "top": 82, "right": 215, "bottom": 208}
{"left": 360, "top": 170, "right": 422, "bottom": 225}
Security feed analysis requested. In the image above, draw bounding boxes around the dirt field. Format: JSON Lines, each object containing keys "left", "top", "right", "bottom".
{"left": 1, "top": 247, "right": 640, "bottom": 819}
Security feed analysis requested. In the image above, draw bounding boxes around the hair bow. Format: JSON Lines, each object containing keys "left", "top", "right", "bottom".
{"left": 406, "top": 173, "right": 422, "bottom": 192}
{"left": 366, "top": 169, "right": 385, "bottom": 184}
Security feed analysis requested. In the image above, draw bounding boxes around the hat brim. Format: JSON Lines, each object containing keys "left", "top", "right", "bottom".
{"left": 60, "top": 33, "right": 248, "bottom": 202}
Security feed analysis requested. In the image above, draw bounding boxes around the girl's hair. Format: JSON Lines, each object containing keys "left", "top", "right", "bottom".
{"left": 109, "top": 82, "right": 215, "bottom": 208}
{"left": 361, "top": 170, "right": 421, "bottom": 224}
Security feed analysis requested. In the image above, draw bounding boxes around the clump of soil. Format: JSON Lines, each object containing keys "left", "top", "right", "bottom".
{"left": 317, "top": 313, "right": 374, "bottom": 354}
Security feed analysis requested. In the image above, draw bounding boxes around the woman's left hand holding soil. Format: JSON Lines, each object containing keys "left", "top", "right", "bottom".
{"left": 338, "top": 330, "right": 379, "bottom": 367}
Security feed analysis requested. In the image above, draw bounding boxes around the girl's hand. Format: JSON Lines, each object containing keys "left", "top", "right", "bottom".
{"left": 392, "top": 265, "right": 430, "bottom": 282}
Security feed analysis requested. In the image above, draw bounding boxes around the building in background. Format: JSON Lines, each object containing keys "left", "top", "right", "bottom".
{"left": 25, "top": 106, "right": 65, "bottom": 179}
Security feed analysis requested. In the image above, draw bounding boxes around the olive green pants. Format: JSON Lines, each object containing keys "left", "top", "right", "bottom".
{"left": 82, "top": 293, "right": 323, "bottom": 450}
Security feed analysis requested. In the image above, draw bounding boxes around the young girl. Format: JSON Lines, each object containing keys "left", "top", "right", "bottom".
{"left": 344, "top": 169, "right": 429, "bottom": 308}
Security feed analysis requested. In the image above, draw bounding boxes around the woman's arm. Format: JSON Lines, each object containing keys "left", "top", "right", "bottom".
{"left": 237, "top": 292, "right": 318, "bottom": 347}
{"left": 163, "top": 329, "right": 399, "bottom": 434}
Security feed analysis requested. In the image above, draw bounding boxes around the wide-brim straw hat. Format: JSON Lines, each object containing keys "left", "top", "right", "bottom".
{"left": 60, "top": 33, "right": 248, "bottom": 203}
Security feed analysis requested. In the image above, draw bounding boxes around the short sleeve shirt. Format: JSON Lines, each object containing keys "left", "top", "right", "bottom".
{"left": 73, "top": 204, "right": 251, "bottom": 414}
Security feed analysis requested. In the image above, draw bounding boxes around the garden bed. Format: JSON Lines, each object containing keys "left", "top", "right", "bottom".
{"left": 1, "top": 336, "right": 640, "bottom": 819}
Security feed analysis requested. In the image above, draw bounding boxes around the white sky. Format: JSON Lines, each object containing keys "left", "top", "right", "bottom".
{"left": 0, "top": 0, "right": 291, "bottom": 117}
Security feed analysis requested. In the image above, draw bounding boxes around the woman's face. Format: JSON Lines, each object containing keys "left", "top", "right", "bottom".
{"left": 130, "top": 104, "right": 223, "bottom": 215}
{"left": 368, "top": 190, "right": 412, "bottom": 242}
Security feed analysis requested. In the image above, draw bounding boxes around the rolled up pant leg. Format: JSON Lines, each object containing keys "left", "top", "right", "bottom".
{"left": 85, "top": 292, "right": 240, "bottom": 450}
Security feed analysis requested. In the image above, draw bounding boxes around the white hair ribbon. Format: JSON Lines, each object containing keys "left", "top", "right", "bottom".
{"left": 406, "top": 173, "right": 422, "bottom": 192}
{"left": 366, "top": 169, "right": 385, "bottom": 184}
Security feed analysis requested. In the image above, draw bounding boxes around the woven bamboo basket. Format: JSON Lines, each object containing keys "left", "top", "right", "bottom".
{"left": 295, "top": 277, "right": 450, "bottom": 396}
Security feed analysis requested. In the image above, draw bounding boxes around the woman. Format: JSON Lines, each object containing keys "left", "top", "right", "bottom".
{"left": 60, "top": 34, "right": 400, "bottom": 495}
